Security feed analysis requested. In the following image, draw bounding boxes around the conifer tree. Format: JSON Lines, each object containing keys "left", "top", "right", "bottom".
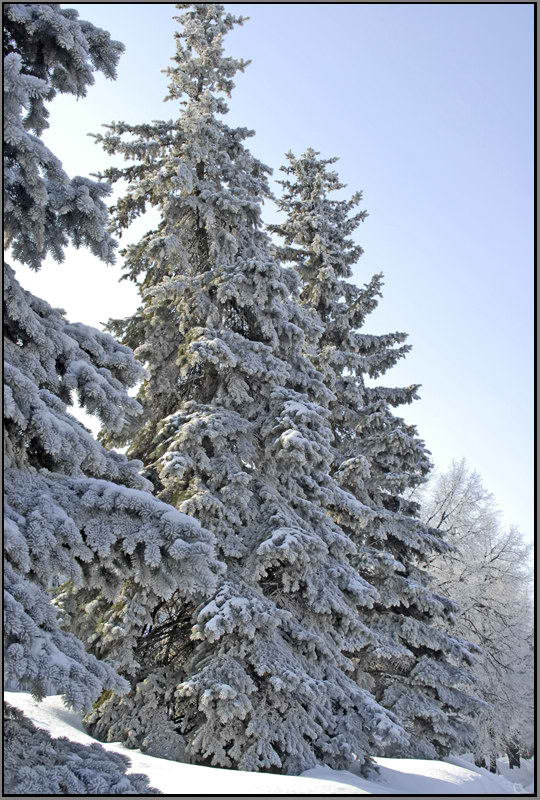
{"left": 83, "top": 3, "right": 407, "bottom": 775}
{"left": 269, "top": 148, "right": 481, "bottom": 759}
{"left": 4, "top": 703, "right": 161, "bottom": 795}
{"left": 3, "top": 0, "right": 220, "bottom": 740}
{"left": 3, "top": 2, "right": 121, "bottom": 269}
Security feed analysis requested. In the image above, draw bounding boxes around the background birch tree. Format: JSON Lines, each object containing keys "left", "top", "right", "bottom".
{"left": 419, "top": 460, "right": 534, "bottom": 768}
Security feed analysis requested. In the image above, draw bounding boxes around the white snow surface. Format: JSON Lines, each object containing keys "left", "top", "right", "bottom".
{"left": 495, "top": 757, "right": 535, "bottom": 795}
{"left": 5, "top": 692, "right": 529, "bottom": 795}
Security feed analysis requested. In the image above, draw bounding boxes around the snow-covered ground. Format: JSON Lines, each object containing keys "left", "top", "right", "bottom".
{"left": 496, "top": 757, "right": 536, "bottom": 795}
{"left": 5, "top": 692, "right": 533, "bottom": 795}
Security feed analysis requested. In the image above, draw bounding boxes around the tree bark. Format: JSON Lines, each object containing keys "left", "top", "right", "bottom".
{"left": 507, "top": 742, "right": 521, "bottom": 769}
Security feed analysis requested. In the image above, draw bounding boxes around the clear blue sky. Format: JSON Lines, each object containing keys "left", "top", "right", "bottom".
{"left": 15, "top": 3, "right": 534, "bottom": 541}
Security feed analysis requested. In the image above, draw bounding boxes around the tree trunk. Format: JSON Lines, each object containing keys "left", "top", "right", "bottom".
{"left": 507, "top": 742, "right": 521, "bottom": 769}
{"left": 474, "top": 756, "right": 487, "bottom": 769}
{"left": 489, "top": 754, "right": 497, "bottom": 773}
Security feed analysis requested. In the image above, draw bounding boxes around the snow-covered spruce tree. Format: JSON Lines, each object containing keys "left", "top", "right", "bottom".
{"left": 83, "top": 3, "right": 407, "bottom": 775}
{"left": 269, "top": 149, "right": 481, "bottom": 759}
{"left": 4, "top": 703, "right": 160, "bottom": 795}
{"left": 3, "top": 2, "right": 121, "bottom": 268}
{"left": 3, "top": 0, "right": 220, "bottom": 761}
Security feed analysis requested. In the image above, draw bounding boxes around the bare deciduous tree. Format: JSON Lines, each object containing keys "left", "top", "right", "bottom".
{"left": 416, "top": 460, "right": 534, "bottom": 768}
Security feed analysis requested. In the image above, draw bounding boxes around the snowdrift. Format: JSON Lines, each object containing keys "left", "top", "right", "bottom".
{"left": 4, "top": 692, "right": 531, "bottom": 795}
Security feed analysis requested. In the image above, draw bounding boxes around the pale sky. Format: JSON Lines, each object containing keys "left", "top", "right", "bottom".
{"left": 13, "top": 3, "right": 534, "bottom": 541}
